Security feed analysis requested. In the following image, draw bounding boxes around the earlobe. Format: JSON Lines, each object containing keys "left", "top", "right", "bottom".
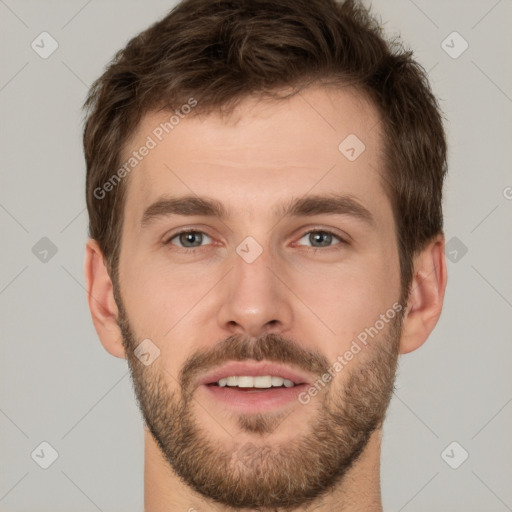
{"left": 399, "top": 235, "right": 448, "bottom": 355}
{"left": 84, "top": 239, "right": 126, "bottom": 359}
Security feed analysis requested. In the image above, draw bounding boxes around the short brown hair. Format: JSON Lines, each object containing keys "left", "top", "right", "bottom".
{"left": 83, "top": 0, "right": 447, "bottom": 303}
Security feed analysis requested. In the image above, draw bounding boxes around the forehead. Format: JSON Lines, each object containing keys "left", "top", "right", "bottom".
{"left": 120, "top": 85, "right": 387, "bottom": 229}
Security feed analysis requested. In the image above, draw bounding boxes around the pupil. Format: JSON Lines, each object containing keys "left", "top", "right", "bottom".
{"left": 310, "top": 232, "right": 331, "bottom": 247}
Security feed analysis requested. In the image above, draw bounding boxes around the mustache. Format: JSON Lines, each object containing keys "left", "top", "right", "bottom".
{"left": 179, "top": 332, "right": 331, "bottom": 393}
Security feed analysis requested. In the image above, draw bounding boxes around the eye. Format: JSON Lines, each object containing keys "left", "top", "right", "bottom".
{"left": 296, "top": 230, "right": 345, "bottom": 248}
{"left": 166, "top": 230, "right": 212, "bottom": 248}
{"left": 164, "top": 228, "right": 346, "bottom": 252}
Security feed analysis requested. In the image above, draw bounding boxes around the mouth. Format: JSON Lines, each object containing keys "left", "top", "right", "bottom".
{"left": 197, "top": 361, "right": 312, "bottom": 413}
{"left": 209, "top": 375, "right": 299, "bottom": 390}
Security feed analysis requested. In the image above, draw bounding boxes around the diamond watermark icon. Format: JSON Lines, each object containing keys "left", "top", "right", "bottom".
{"left": 445, "top": 236, "right": 468, "bottom": 263}
{"left": 31, "top": 31, "right": 59, "bottom": 59}
{"left": 134, "top": 338, "right": 161, "bottom": 366}
{"left": 31, "top": 441, "right": 59, "bottom": 469}
{"left": 338, "top": 134, "right": 366, "bottom": 161}
{"left": 32, "top": 237, "right": 58, "bottom": 263}
{"left": 441, "top": 441, "right": 469, "bottom": 469}
{"left": 441, "top": 31, "right": 468, "bottom": 59}
{"left": 236, "top": 236, "right": 263, "bottom": 264}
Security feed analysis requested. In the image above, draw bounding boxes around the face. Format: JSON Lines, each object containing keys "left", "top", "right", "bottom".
{"left": 114, "top": 85, "right": 404, "bottom": 509}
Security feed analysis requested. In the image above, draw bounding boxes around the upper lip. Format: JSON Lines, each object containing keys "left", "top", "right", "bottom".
{"left": 198, "top": 361, "right": 313, "bottom": 386}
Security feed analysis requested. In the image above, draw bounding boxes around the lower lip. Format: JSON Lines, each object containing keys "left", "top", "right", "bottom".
{"left": 200, "top": 384, "right": 309, "bottom": 413}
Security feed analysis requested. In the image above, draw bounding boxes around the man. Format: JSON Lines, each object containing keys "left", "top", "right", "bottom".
{"left": 83, "top": 0, "right": 448, "bottom": 510}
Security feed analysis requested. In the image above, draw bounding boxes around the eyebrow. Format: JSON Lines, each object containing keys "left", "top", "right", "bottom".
{"left": 140, "top": 193, "right": 375, "bottom": 229}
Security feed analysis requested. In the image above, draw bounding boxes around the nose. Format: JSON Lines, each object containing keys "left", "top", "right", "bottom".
{"left": 216, "top": 243, "right": 294, "bottom": 338}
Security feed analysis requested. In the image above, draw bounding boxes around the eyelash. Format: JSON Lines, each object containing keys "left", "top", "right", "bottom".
{"left": 164, "top": 228, "right": 347, "bottom": 253}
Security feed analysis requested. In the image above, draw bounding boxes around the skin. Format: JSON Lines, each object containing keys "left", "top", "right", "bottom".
{"left": 84, "top": 85, "right": 447, "bottom": 511}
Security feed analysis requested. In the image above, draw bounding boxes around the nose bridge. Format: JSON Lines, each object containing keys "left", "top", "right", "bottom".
{"left": 216, "top": 236, "right": 292, "bottom": 336}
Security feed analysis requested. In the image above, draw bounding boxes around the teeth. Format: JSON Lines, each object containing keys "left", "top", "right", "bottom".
{"left": 271, "top": 376, "right": 285, "bottom": 387}
{"left": 254, "top": 376, "right": 272, "bottom": 388}
{"left": 215, "top": 375, "right": 297, "bottom": 388}
{"left": 238, "top": 376, "right": 254, "bottom": 388}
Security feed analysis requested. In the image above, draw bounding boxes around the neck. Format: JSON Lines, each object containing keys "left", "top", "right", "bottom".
{"left": 143, "top": 427, "right": 384, "bottom": 512}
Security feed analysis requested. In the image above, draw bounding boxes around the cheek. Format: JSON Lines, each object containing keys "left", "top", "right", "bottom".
{"left": 292, "top": 253, "right": 398, "bottom": 352}
{"left": 121, "top": 252, "right": 200, "bottom": 320}
{"left": 119, "top": 259, "right": 219, "bottom": 360}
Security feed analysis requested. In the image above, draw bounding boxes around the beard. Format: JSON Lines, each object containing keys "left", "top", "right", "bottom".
{"left": 115, "top": 290, "right": 404, "bottom": 511}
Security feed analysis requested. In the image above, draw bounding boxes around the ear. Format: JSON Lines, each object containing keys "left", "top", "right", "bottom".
{"left": 399, "top": 234, "right": 448, "bottom": 355}
{"left": 84, "top": 238, "right": 126, "bottom": 359}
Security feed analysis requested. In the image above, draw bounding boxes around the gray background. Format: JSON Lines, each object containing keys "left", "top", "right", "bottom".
{"left": 1, "top": 0, "right": 511, "bottom": 511}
